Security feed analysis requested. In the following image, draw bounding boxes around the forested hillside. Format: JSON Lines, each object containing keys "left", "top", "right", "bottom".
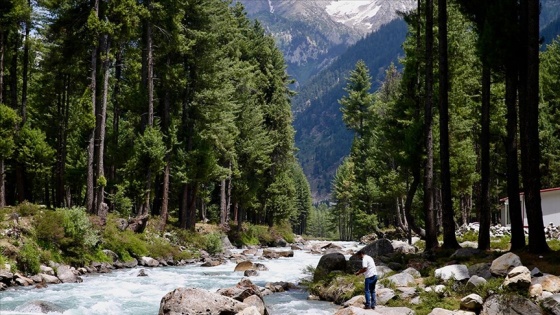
{"left": 293, "top": 19, "right": 408, "bottom": 200}
{"left": 0, "top": 0, "right": 311, "bottom": 232}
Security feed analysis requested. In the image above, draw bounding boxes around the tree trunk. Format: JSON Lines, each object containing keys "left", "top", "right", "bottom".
{"left": 423, "top": 0, "right": 438, "bottom": 251}
{"left": 220, "top": 178, "right": 227, "bottom": 226}
{"left": 95, "top": 35, "right": 110, "bottom": 218}
{"left": 159, "top": 81, "right": 171, "bottom": 231}
{"left": 478, "top": 64, "right": 491, "bottom": 250}
{"left": 438, "top": 0, "right": 459, "bottom": 249}
{"left": 0, "top": 30, "right": 4, "bottom": 103}
{"left": 87, "top": 0, "right": 100, "bottom": 214}
{"left": 21, "top": 3, "right": 30, "bottom": 125}
{"left": 179, "top": 184, "right": 188, "bottom": 229}
{"left": 504, "top": 61, "right": 525, "bottom": 250}
{"left": 519, "top": 0, "right": 549, "bottom": 253}
{"left": 404, "top": 167, "right": 426, "bottom": 238}
{"left": 0, "top": 159, "right": 5, "bottom": 207}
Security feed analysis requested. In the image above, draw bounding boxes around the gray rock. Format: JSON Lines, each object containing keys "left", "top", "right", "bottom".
{"left": 503, "top": 266, "right": 531, "bottom": 290}
{"left": 262, "top": 249, "right": 293, "bottom": 258}
{"left": 530, "top": 284, "right": 543, "bottom": 298}
{"left": 489, "top": 252, "right": 522, "bottom": 277}
{"left": 429, "top": 309, "right": 476, "bottom": 315}
{"left": 39, "top": 265, "right": 54, "bottom": 276}
{"left": 237, "top": 306, "right": 261, "bottom": 315}
{"left": 335, "top": 305, "right": 414, "bottom": 315}
{"left": 465, "top": 275, "right": 487, "bottom": 290}
{"left": 254, "top": 263, "right": 268, "bottom": 271}
{"left": 56, "top": 265, "right": 78, "bottom": 283}
{"left": 532, "top": 274, "right": 560, "bottom": 293}
{"left": 461, "top": 293, "right": 483, "bottom": 312}
{"left": 376, "top": 288, "right": 396, "bottom": 305}
{"left": 402, "top": 267, "right": 421, "bottom": 278}
{"left": 244, "top": 270, "right": 259, "bottom": 277}
{"left": 314, "top": 253, "right": 347, "bottom": 281}
{"left": 376, "top": 265, "right": 394, "bottom": 279}
{"left": 15, "top": 300, "right": 65, "bottom": 313}
{"left": 542, "top": 294, "right": 560, "bottom": 315}
{"left": 0, "top": 270, "right": 14, "bottom": 282}
{"left": 435, "top": 264, "right": 469, "bottom": 281}
{"left": 360, "top": 239, "right": 394, "bottom": 258}
{"left": 392, "top": 241, "right": 417, "bottom": 254}
{"left": 221, "top": 235, "right": 234, "bottom": 249}
{"left": 396, "top": 287, "right": 417, "bottom": 299}
{"left": 39, "top": 273, "right": 60, "bottom": 284}
{"left": 137, "top": 269, "right": 148, "bottom": 277}
{"left": 235, "top": 261, "right": 254, "bottom": 272}
{"left": 468, "top": 262, "right": 492, "bottom": 279}
{"left": 342, "top": 295, "right": 365, "bottom": 307}
{"left": 387, "top": 272, "right": 415, "bottom": 287}
{"left": 480, "top": 294, "right": 543, "bottom": 315}
{"left": 242, "top": 295, "right": 267, "bottom": 315}
{"left": 531, "top": 267, "right": 543, "bottom": 277}
{"left": 451, "top": 248, "right": 481, "bottom": 259}
{"left": 140, "top": 256, "right": 160, "bottom": 267}
{"left": 158, "top": 287, "right": 248, "bottom": 315}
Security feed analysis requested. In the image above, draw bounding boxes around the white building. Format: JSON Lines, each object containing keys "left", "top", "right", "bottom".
{"left": 501, "top": 187, "right": 560, "bottom": 227}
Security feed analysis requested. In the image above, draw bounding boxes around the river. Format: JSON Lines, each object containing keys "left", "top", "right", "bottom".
{"left": 0, "top": 241, "right": 359, "bottom": 315}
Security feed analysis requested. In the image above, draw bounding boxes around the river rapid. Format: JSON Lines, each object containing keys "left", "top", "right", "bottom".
{"left": 0, "top": 241, "right": 359, "bottom": 315}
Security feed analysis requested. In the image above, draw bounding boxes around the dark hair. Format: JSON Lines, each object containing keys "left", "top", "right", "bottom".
{"left": 357, "top": 250, "right": 365, "bottom": 256}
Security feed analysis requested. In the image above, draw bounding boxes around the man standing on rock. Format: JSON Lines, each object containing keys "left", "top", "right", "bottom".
{"left": 355, "top": 249, "right": 378, "bottom": 310}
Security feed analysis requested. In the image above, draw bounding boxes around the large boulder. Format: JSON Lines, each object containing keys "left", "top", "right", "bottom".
{"left": 489, "top": 252, "right": 522, "bottom": 277}
{"left": 39, "top": 273, "right": 60, "bottom": 284}
{"left": 392, "top": 241, "right": 417, "bottom": 254}
{"left": 262, "top": 249, "right": 293, "bottom": 258}
{"left": 0, "top": 270, "right": 14, "bottom": 283}
{"left": 387, "top": 272, "right": 415, "bottom": 287}
{"left": 468, "top": 262, "right": 492, "bottom": 279}
{"left": 127, "top": 214, "right": 149, "bottom": 233}
{"left": 480, "top": 294, "right": 544, "bottom": 315}
{"left": 217, "top": 278, "right": 263, "bottom": 301}
{"left": 140, "top": 256, "right": 160, "bottom": 267}
{"left": 335, "top": 306, "right": 415, "bottom": 315}
{"left": 242, "top": 295, "right": 268, "bottom": 315}
{"left": 360, "top": 239, "right": 394, "bottom": 258}
{"left": 503, "top": 266, "right": 531, "bottom": 290}
{"left": 435, "top": 265, "right": 469, "bottom": 281}
{"left": 158, "top": 287, "right": 249, "bottom": 315}
{"left": 460, "top": 294, "right": 483, "bottom": 312}
{"left": 314, "top": 253, "right": 347, "bottom": 281}
{"left": 235, "top": 261, "right": 255, "bottom": 272}
{"left": 56, "top": 265, "right": 79, "bottom": 283}
{"left": 465, "top": 275, "right": 487, "bottom": 290}
{"left": 376, "top": 288, "right": 397, "bottom": 305}
{"left": 532, "top": 274, "right": 560, "bottom": 293}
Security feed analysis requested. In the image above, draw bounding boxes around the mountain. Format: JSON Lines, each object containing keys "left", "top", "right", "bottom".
{"left": 237, "top": 0, "right": 416, "bottom": 85}
{"left": 293, "top": 19, "right": 408, "bottom": 201}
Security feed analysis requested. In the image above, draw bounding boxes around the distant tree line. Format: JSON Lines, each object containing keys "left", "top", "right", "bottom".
{"left": 0, "top": 0, "right": 312, "bottom": 232}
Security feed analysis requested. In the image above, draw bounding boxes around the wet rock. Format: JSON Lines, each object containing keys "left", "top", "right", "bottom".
{"left": 235, "top": 261, "right": 254, "bottom": 272}
{"left": 314, "top": 253, "right": 347, "bottom": 281}
{"left": 137, "top": 269, "right": 148, "bottom": 277}
{"left": 158, "top": 287, "right": 248, "bottom": 315}
{"left": 244, "top": 270, "right": 258, "bottom": 277}
{"left": 56, "top": 264, "right": 78, "bottom": 283}
{"left": 15, "top": 300, "right": 65, "bottom": 313}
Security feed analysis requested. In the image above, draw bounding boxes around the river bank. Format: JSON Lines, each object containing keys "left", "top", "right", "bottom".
{"left": 0, "top": 242, "right": 352, "bottom": 314}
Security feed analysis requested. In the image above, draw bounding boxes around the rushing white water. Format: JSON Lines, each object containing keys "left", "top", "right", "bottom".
{"left": 0, "top": 241, "right": 359, "bottom": 315}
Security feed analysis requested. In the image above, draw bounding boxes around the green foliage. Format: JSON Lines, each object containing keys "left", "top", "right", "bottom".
{"left": 204, "top": 233, "right": 223, "bottom": 255}
{"left": 17, "top": 242, "right": 41, "bottom": 275}
{"left": 411, "top": 291, "right": 460, "bottom": 315}
{"left": 108, "top": 184, "right": 133, "bottom": 217}
{"left": 101, "top": 219, "right": 148, "bottom": 261}
{"left": 16, "top": 202, "right": 41, "bottom": 217}
{"left": 0, "top": 104, "right": 20, "bottom": 159}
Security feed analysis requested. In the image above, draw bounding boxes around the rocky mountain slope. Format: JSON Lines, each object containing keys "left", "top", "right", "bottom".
{"left": 237, "top": 0, "right": 416, "bottom": 85}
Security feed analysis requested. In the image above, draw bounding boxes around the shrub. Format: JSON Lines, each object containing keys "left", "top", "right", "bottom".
{"left": 108, "top": 184, "right": 133, "bottom": 217}
{"left": 35, "top": 210, "right": 66, "bottom": 249}
{"left": 17, "top": 202, "right": 41, "bottom": 217}
{"left": 204, "top": 233, "right": 223, "bottom": 255}
{"left": 101, "top": 219, "right": 148, "bottom": 261}
{"left": 17, "top": 242, "right": 41, "bottom": 275}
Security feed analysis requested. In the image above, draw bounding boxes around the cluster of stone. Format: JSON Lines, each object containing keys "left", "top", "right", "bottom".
{"left": 314, "top": 238, "right": 560, "bottom": 315}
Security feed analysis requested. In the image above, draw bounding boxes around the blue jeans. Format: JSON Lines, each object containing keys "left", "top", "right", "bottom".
{"left": 364, "top": 275, "right": 378, "bottom": 307}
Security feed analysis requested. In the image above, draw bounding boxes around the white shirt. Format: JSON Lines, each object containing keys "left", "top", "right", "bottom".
{"left": 362, "top": 255, "right": 377, "bottom": 278}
